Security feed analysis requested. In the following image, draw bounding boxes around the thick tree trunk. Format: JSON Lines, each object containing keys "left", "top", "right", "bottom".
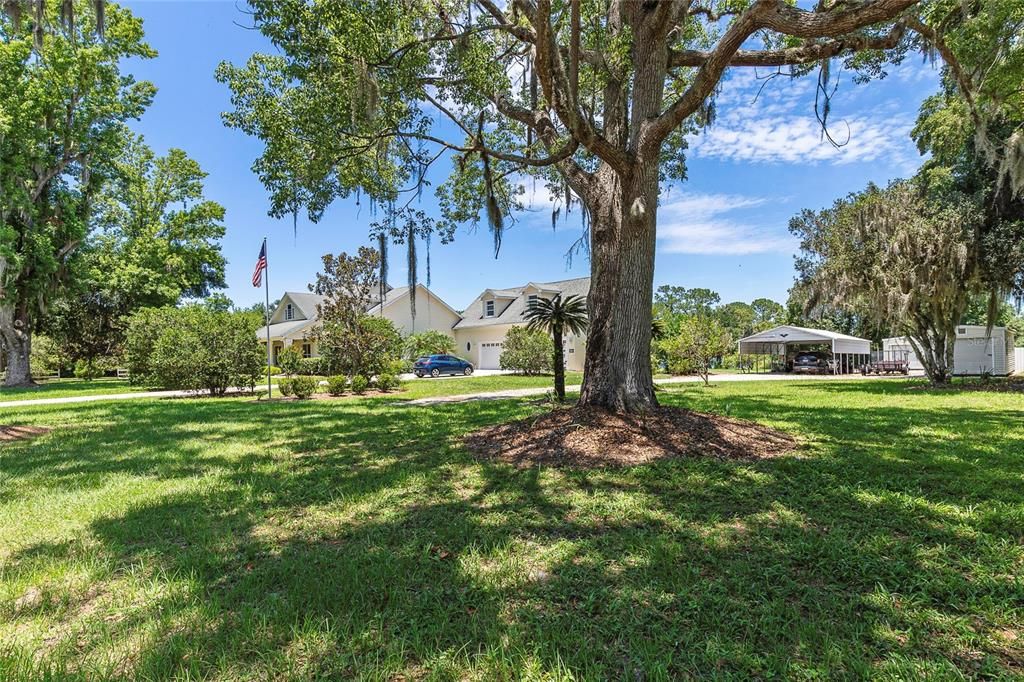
{"left": 0, "top": 304, "right": 34, "bottom": 387}
{"left": 908, "top": 326, "right": 955, "bottom": 385}
{"left": 578, "top": 167, "right": 658, "bottom": 412}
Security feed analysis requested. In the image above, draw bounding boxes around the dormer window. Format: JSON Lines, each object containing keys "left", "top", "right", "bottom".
{"left": 285, "top": 303, "right": 295, "bottom": 321}
{"left": 528, "top": 294, "right": 538, "bottom": 306}
{"left": 485, "top": 300, "right": 495, "bottom": 317}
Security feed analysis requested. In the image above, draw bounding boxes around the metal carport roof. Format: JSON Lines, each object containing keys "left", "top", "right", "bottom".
{"left": 737, "top": 325, "right": 871, "bottom": 355}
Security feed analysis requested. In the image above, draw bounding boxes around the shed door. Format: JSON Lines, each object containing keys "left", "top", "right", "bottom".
{"left": 479, "top": 342, "right": 503, "bottom": 370}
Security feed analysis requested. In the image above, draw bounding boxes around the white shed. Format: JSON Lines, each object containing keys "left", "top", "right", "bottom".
{"left": 737, "top": 325, "right": 872, "bottom": 374}
{"left": 882, "top": 326, "right": 1016, "bottom": 376}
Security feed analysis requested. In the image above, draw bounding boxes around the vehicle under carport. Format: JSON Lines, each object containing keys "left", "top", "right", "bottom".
{"left": 736, "top": 325, "right": 872, "bottom": 374}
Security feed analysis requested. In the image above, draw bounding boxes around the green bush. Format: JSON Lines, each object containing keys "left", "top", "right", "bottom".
{"left": 297, "top": 357, "right": 322, "bottom": 375}
{"left": 31, "top": 334, "right": 68, "bottom": 378}
{"left": 326, "top": 375, "right": 348, "bottom": 396}
{"left": 267, "top": 366, "right": 282, "bottom": 376}
{"left": 277, "top": 377, "right": 294, "bottom": 397}
{"left": 290, "top": 375, "right": 319, "bottom": 399}
{"left": 277, "top": 347, "right": 302, "bottom": 375}
{"left": 73, "top": 358, "right": 105, "bottom": 381}
{"left": 403, "top": 330, "right": 456, "bottom": 361}
{"left": 375, "top": 373, "right": 399, "bottom": 392}
{"left": 124, "top": 306, "right": 263, "bottom": 395}
{"left": 499, "top": 326, "right": 553, "bottom": 375}
{"left": 350, "top": 375, "right": 369, "bottom": 394}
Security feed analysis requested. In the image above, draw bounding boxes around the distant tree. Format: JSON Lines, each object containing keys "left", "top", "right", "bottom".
{"left": 42, "top": 136, "right": 227, "bottom": 365}
{"left": 0, "top": 3, "right": 155, "bottom": 386}
{"left": 750, "top": 298, "right": 786, "bottom": 331}
{"left": 124, "top": 307, "right": 263, "bottom": 395}
{"left": 403, "top": 330, "right": 456, "bottom": 361}
{"left": 524, "top": 294, "right": 588, "bottom": 402}
{"left": 499, "top": 326, "right": 552, "bottom": 377}
{"left": 654, "top": 286, "right": 720, "bottom": 320}
{"left": 310, "top": 246, "right": 399, "bottom": 377}
{"left": 660, "top": 316, "right": 730, "bottom": 386}
{"left": 311, "top": 247, "right": 381, "bottom": 325}
{"left": 716, "top": 301, "right": 755, "bottom": 340}
{"left": 319, "top": 315, "right": 402, "bottom": 378}
{"left": 201, "top": 293, "right": 234, "bottom": 313}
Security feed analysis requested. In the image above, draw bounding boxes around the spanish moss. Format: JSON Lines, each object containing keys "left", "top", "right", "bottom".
{"left": 407, "top": 221, "right": 417, "bottom": 321}
{"left": 378, "top": 232, "right": 388, "bottom": 316}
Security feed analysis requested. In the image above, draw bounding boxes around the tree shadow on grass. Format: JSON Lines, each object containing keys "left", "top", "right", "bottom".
{"left": 2, "top": 391, "right": 1023, "bottom": 678}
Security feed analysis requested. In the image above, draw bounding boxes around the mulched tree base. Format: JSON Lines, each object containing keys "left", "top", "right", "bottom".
{"left": 1, "top": 425, "right": 51, "bottom": 442}
{"left": 464, "top": 406, "right": 797, "bottom": 468}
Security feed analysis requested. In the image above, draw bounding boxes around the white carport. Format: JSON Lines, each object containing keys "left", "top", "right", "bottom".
{"left": 737, "top": 325, "right": 872, "bottom": 374}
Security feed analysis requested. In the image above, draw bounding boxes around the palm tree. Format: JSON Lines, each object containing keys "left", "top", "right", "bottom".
{"left": 524, "top": 294, "right": 588, "bottom": 402}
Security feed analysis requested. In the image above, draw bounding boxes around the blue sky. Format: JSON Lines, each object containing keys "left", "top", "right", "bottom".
{"left": 122, "top": 1, "right": 940, "bottom": 311}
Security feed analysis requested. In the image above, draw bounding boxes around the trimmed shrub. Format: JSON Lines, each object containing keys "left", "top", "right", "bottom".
{"left": 297, "top": 357, "right": 322, "bottom": 375}
{"left": 277, "top": 347, "right": 302, "bottom": 375}
{"left": 267, "top": 366, "right": 282, "bottom": 376}
{"left": 375, "top": 373, "right": 399, "bottom": 392}
{"left": 326, "top": 375, "right": 348, "bottom": 396}
{"left": 499, "top": 326, "right": 553, "bottom": 375}
{"left": 290, "top": 375, "right": 319, "bottom": 399}
{"left": 277, "top": 377, "right": 294, "bottom": 397}
{"left": 350, "top": 375, "right": 369, "bottom": 394}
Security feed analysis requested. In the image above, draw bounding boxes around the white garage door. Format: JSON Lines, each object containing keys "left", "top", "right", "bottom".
{"left": 478, "top": 342, "right": 503, "bottom": 370}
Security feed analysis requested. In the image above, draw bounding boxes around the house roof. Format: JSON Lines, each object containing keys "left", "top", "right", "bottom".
{"left": 282, "top": 291, "right": 328, "bottom": 319}
{"left": 255, "top": 318, "right": 318, "bottom": 341}
{"left": 454, "top": 276, "right": 590, "bottom": 329}
{"left": 365, "top": 284, "right": 462, "bottom": 320}
{"left": 258, "top": 284, "right": 459, "bottom": 339}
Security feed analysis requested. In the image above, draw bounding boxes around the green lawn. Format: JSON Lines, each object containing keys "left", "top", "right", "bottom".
{"left": 0, "top": 378, "right": 142, "bottom": 401}
{"left": 1, "top": 379, "right": 1021, "bottom": 679}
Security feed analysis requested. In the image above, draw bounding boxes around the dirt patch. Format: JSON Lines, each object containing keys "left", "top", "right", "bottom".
{"left": 0, "top": 425, "right": 51, "bottom": 442}
{"left": 464, "top": 406, "right": 797, "bottom": 468}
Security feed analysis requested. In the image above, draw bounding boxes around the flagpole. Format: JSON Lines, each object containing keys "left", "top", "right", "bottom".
{"left": 264, "top": 237, "right": 272, "bottom": 400}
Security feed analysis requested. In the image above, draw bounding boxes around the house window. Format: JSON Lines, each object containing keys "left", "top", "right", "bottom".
{"left": 285, "top": 303, "right": 294, "bottom": 321}
{"left": 528, "top": 294, "right": 538, "bottom": 306}
{"left": 302, "top": 343, "right": 312, "bottom": 358}
{"left": 485, "top": 300, "right": 495, "bottom": 317}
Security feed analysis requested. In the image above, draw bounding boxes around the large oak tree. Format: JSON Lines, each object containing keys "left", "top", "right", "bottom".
{"left": 0, "top": 1, "right": 154, "bottom": 386}
{"left": 218, "top": 0, "right": 986, "bottom": 412}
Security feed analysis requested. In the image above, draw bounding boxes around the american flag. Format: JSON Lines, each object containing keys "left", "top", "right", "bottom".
{"left": 252, "top": 241, "right": 267, "bottom": 287}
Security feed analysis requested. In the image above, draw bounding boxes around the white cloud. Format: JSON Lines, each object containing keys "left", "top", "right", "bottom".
{"left": 689, "top": 68, "right": 918, "bottom": 168}
{"left": 657, "top": 192, "right": 796, "bottom": 255}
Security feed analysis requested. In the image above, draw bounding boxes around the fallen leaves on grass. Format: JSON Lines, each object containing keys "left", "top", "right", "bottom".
{"left": 464, "top": 405, "right": 797, "bottom": 468}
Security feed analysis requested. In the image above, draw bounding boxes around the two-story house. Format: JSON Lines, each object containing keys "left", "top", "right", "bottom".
{"left": 452, "top": 277, "right": 590, "bottom": 371}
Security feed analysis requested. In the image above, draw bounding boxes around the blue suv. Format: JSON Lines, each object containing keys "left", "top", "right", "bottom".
{"left": 413, "top": 354, "right": 474, "bottom": 378}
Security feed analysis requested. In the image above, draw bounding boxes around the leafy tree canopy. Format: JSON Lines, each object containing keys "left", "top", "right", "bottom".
{"left": 0, "top": 0, "right": 155, "bottom": 385}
